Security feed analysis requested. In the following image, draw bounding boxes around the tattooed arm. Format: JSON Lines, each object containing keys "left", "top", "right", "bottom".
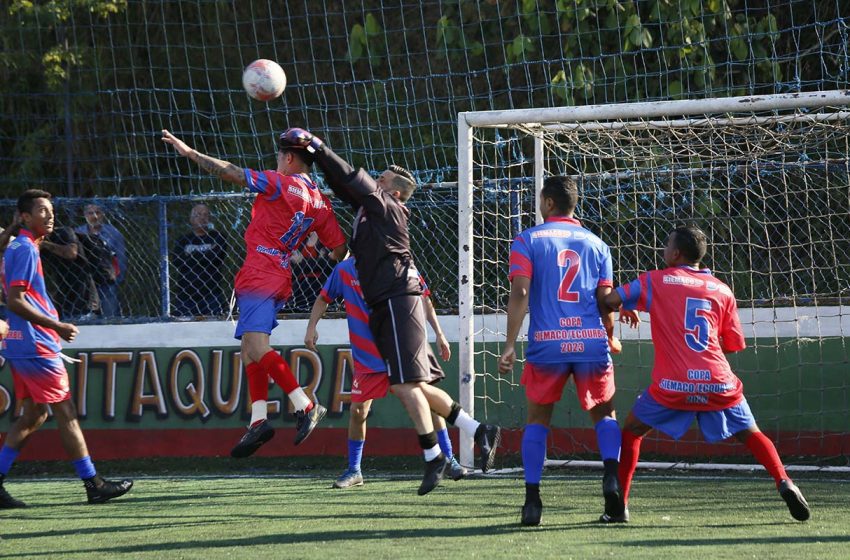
{"left": 161, "top": 129, "right": 246, "bottom": 187}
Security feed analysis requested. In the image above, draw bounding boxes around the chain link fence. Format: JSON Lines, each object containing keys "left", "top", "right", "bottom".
{"left": 0, "top": 188, "right": 460, "bottom": 323}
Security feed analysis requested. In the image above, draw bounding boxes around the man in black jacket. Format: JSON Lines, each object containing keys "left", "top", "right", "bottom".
{"left": 281, "top": 128, "right": 501, "bottom": 495}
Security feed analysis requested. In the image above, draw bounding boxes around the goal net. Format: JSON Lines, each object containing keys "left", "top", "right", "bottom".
{"left": 457, "top": 90, "right": 850, "bottom": 470}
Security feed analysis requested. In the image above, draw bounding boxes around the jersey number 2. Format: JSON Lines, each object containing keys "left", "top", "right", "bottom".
{"left": 557, "top": 249, "right": 580, "bottom": 302}
{"left": 684, "top": 297, "right": 711, "bottom": 352}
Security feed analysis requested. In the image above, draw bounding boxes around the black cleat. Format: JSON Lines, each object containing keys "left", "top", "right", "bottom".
{"left": 418, "top": 454, "right": 449, "bottom": 496}
{"left": 474, "top": 423, "right": 501, "bottom": 473}
{"left": 599, "top": 508, "right": 630, "bottom": 523}
{"left": 230, "top": 419, "right": 275, "bottom": 458}
{"left": 86, "top": 477, "right": 133, "bottom": 504}
{"left": 294, "top": 403, "right": 327, "bottom": 446}
{"left": 521, "top": 497, "right": 543, "bottom": 526}
{"left": 779, "top": 480, "right": 811, "bottom": 521}
{"left": 0, "top": 482, "right": 26, "bottom": 509}
{"left": 602, "top": 469, "right": 625, "bottom": 518}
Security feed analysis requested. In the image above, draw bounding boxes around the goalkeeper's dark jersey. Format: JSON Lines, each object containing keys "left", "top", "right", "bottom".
{"left": 313, "top": 147, "right": 423, "bottom": 307}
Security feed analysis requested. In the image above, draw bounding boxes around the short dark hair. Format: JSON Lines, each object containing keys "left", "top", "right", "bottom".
{"left": 18, "top": 189, "right": 52, "bottom": 215}
{"left": 387, "top": 164, "right": 417, "bottom": 202}
{"left": 670, "top": 225, "right": 707, "bottom": 264}
{"left": 541, "top": 176, "right": 578, "bottom": 215}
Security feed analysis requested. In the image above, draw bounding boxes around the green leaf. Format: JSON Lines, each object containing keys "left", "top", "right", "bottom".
{"left": 364, "top": 13, "right": 382, "bottom": 36}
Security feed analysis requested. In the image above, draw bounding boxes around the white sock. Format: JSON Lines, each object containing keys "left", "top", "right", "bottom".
{"left": 249, "top": 400, "right": 267, "bottom": 426}
{"left": 287, "top": 387, "right": 312, "bottom": 412}
{"left": 423, "top": 444, "right": 441, "bottom": 462}
{"left": 454, "top": 410, "right": 481, "bottom": 438}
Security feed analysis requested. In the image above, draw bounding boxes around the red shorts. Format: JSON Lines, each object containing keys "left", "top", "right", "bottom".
{"left": 351, "top": 371, "right": 391, "bottom": 403}
{"left": 9, "top": 356, "right": 72, "bottom": 404}
{"left": 521, "top": 360, "right": 615, "bottom": 410}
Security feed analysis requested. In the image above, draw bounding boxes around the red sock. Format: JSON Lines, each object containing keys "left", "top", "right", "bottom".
{"left": 619, "top": 430, "right": 642, "bottom": 506}
{"left": 245, "top": 362, "right": 268, "bottom": 403}
{"left": 258, "top": 350, "right": 299, "bottom": 394}
{"left": 744, "top": 431, "right": 788, "bottom": 485}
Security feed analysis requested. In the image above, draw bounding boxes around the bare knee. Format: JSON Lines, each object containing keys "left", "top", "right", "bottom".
{"left": 350, "top": 402, "right": 370, "bottom": 424}
{"left": 20, "top": 401, "right": 50, "bottom": 430}
{"left": 588, "top": 400, "right": 616, "bottom": 424}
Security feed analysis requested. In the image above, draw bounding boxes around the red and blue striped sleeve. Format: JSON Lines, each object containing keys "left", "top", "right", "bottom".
{"left": 243, "top": 169, "right": 278, "bottom": 196}
{"left": 508, "top": 235, "right": 533, "bottom": 281}
{"left": 5, "top": 244, "right": 36, "bottom": 290}
{"left": 320, "top": 264, "right": 343, "bottom": 303}
{"left": 617, "top": 272, "right": 651, "bottom": 312}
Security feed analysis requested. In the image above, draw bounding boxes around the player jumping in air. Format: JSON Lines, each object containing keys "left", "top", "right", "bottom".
{"left": 161, "top": 129, "right": 347, "bottom": 456}
{"left": 0, "top": 190, "right": 132, "bottom": 507}
{"left": 281, "top": 127, "right": 500, "bottom": 495}
{"left": 305, "top": 257, "right": 466, "bottom": 488}
{"left": 498, "top": 176, "right": 624, "bottom": 526}
{"left": 600, "top": 225, "right": 810, "bottom": 522}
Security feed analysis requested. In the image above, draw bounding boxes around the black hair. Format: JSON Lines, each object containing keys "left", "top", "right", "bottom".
{"left": 670, "top": 225, "right": 707, "bottom": 264}
{"left": 541, "top": 176, "right": 578, "bottom": 215}
{"left": 17, "top": 189, "right": 52, "bottom": 215}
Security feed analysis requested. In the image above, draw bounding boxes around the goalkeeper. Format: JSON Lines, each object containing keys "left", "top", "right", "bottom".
{"left": 281, "top": 128, "right": 500, "bottom": 495}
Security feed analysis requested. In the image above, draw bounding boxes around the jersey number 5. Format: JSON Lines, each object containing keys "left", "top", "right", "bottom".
{"left": 557, "top": 249, "right": 580, "bottom": 302}
{"left": 684, "top": 297, "right": 711, "bottom": 352}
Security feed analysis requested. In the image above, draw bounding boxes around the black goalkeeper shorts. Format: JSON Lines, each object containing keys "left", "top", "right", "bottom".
{"left": 369, "top": 295, "right": 446, "bottom": 386}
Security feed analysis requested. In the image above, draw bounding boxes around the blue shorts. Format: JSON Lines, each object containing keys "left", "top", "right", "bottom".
{"left": 234, "top": 292, "right": 287, "bottom": 339}
{"left": 631, "top": 390, "right": 756, "bottom": 443}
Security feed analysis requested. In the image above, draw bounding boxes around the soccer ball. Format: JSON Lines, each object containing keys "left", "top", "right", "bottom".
{"left": 242, "top": 59, "right": 286, "bottom": 101}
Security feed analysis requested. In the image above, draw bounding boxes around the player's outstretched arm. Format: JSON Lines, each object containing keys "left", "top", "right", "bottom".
{"left": 6, "top": 286, "right": 78, "bottom": 342}
{"left": 161, "top": 129, "right": 246, "bottom": 187}
{"left": 304, "top": 297, "right": 330, "bottom": 351}
{"left": 499, "top": 276, "right": 530, "bottom": 373}
{"left": 281, "top": 128, "right": 376, "bottom": 204}
{"left": 328, "top": 243, "right": 348, "bottom": 262}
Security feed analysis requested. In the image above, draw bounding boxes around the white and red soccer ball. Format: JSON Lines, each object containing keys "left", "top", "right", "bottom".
{"left": 242, "top": 59, "right": 286, "bottom": 101}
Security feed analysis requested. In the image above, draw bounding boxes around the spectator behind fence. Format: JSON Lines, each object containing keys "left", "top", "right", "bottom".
{"left": 75, "top": 204, "right": 128, "bottom": 318}
{"left": 41, "top": 226, "right": 100, "bottom": 320}
{"left": 288, "top": 231, "right": 334, "bottom": 312}
{"left": 171, "top": 203, "right": 226, "bottom": 317}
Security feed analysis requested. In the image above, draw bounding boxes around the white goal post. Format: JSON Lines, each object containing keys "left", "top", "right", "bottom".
{"left": 456, "top": 90, "right": 850, "bottom": 470}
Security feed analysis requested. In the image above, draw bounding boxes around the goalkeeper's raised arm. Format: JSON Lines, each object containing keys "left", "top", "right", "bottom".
{"left": 279, "top": 128, "right": 373, "bottom": 208}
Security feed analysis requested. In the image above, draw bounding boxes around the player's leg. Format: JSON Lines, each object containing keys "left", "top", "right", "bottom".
{"left": 701, "top": 399, "right": 811, "bottom": 521}
{"left": 334, "top": 399, "right": 370, "bottom": 489}
{"left": 0, "top": 397, "right": 48, "bottom": 508}
{"left": 520, "top": 399, "right": 555, "bottom": 526}
{"left": 419, "top": 384, "right": 501, "bottom": 473}
{"left": 51, "top": 399, "right": 133, "bottom": 504}
{"left": 391, "top": 382, "right": 449, "bottom": 495}
{"left": 578, "top": 360, "right": 623, "bottom": 520}
{"left": 433, "top": 413, "right": 466, "bottom": 480}
{"left": 604, "top": 410, "right": 652, "bottom": 523}
{"left": 230, "top": 331, "right": 276, "bottom": 457}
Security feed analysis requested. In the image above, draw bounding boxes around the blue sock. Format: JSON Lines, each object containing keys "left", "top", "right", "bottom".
{"left": 72, "top": 456, "right": 97, "bottom": 480}
{"left": 522, "top": 424, "right": 549, "bottom": 484}
{"left": 594, "top": 416, "right": 622, "bottom": 462}
{"left": 0, "top": 446, "right": 20, "bottom": 476}
{"left": 348, "top": 439, "right": 365, "bottom": 472}
{"left": 436, "top": 428, "right": 454, "bottom": 460}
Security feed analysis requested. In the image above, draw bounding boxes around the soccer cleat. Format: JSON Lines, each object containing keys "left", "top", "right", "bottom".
{"left": 86, "top": 477, "right": 133, "bottom": 504}
{"left": 0, "top": 482, "right": 26, "bottom": 509}
{"left": 447, "top": 457, "right": 467, "bottom": 481}
{"left": 230, "top": 419, "right": 275, "bottom": 458}
{"left": 333, "top": 468, "right": 364, "bottom": 489}
{"left": 779, "top": 479, "right": 811, "bottom": 521}
{"left": 602, "top": 469, "right": 625, "bottom": 518}
{"left": 294, "top": 403, "right": 327, "bottom": 446}
{"left": 474, "top": 423, "right": 501, "bottom": 473}
{"left": 521, "top": 497, "right": 543, "bottom": 526}
{"left": 599, "top": 508, "right": 630, "bottom": 523}
{"left": 417, "top": 454, "right": 449, "bottom": 496}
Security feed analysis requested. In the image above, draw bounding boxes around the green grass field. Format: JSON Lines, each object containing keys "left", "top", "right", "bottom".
{"left": 1, "top": 467, "right": 847, "bottom": 559}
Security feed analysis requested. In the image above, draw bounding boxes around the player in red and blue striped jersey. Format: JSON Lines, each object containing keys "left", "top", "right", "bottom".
{"left": 601, "top": 226, "right": 810, "bottom": 522}
{"left": 162, "top": 129, "right": 347, "bottom": 457}
{"left": 305, "top": 257, "right": 465, "bottom": 488}
{"left": 0, "top": 190, "right": 132, "bottom": 508}
{"left": 499, "top": 176, "right": 624, "bottom": 526}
